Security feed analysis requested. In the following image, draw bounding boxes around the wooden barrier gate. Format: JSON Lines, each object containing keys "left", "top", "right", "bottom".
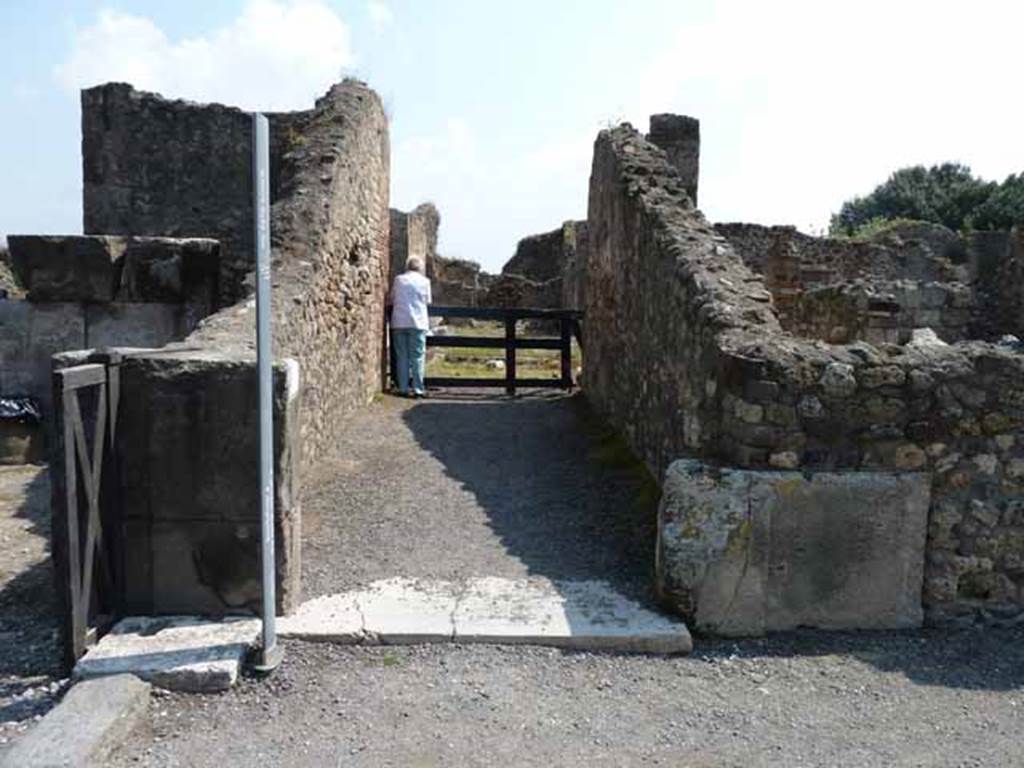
{"left": 51, "top": 352, "right": 124, "bottom": 670}
{"left": 387, "top": 305, "right": 583, "bottom": 395}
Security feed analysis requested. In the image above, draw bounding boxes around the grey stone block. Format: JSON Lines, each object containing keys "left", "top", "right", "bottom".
{"left": 0, "top": 674, "right": 149, "bottom": 768}
{"left": 119, "top": 237, "right": 219, "bottom": 305}
{"left": 115, "top": 351, "right": 301, "bottom": 615}
{"left": 74, "top": 617, "right": 260, "bottom": 693}
{"left": 85, "top": 302, "right": 185, "bottom": 349}
{"left": 7, "top": 235, "right": 127, "bottom": 302}
{"left": 0, "top": 300, "right": 86, "bottom": 413}
{"left": 657, "top": 460, "right": 930, "bottom": 636}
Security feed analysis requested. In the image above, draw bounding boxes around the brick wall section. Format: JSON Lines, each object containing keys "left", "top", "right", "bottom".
{"left": 585, "top": 124, "right": 1024, "bottom": 624}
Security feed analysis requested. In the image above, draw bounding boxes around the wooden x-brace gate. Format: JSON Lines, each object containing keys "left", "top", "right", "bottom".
{"left": 51, "top": 353, "right": 123, "bottom": 670}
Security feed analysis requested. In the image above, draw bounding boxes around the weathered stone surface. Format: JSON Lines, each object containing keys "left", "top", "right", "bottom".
{"left": 0, "top": 675, "right": 150, "bottom": 768}
{"left": 115, "top": 351, "right": 301, "bottom": 615}
{"left": 74, "top": 616, "right": 260, "bottom": 692}
{"left": 0, "top": 301, "right": 85, "bottom": 415}
{"left": 657, "top": 460, "right": 930, "bottom": 636}
{"left": 85, "top": 303, "right": 186, "bottom": 349}
{"left": 390, "top": 203, "right": 439, "bottom": 282}
{"left": 7, "top": 235, "right": 126, "bottom": 302}
{"left": 583, "top": 122, "right": 1024, "bottom": 626}
{"left": 119, "top": 237, "right": 219, "bottom": 307}
{"left": 454, "top": 577, "right": 691, "bottom": 653}
{"left": 360, "top": 578, "right": 456, "bottom": 643}
{"left": 647, "top": 114, "right": 700, "bottom": 205}
{"left": 279, "top": 578, "right": 692, "bottom": 653}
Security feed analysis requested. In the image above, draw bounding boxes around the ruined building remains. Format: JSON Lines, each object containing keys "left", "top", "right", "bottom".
{"left": 2, "top": 80, "right": 389, "bottom": 618}
{"left": 584, "top": 121, "right": 1024, "bottom": 632}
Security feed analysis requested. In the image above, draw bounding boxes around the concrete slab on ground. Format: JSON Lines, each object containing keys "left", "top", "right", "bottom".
{"left": 74, "top": 616, "right": 261, "bottom": 692}
{"left": 278, "top": 578, "right": 691, "bottom": 654}
{"left": 0, "top": 674, "right": 149, "bottom": 768}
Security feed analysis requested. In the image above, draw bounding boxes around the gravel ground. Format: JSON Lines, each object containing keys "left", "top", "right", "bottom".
{"left": 0, "top": 465, "right": 67, "bottom": 752}
{"left": 301, "top": 390, "right": 657, "bottom": 603}
{"left": 111, "top": 628, "right": 1024, "bottom": 768}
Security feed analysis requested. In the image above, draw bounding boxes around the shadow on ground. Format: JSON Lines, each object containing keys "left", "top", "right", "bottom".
{"left": 400, "top": 391, "right": 659, "bottom": 601}
{"left": 0, "top": 467, "right": 60, "bottom": 678}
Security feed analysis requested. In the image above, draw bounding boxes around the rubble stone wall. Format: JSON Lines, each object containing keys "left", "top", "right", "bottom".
{"left": 789, "top": 280, "right": 973, "bottom": 345}
{"left": 970, "top": 228, "right": 1024, "bottom": 339}
{"left": 390, "top": 203, "right": 439, "bottom": 283}
{"left": 585, "top": 124, "right": 1024, "bottom": 626}
{"left": 432, "top": 255, "right": 492, "bottom": 307}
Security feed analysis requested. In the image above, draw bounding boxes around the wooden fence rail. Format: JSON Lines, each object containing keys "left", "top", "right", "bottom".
{"left": 386, "top": 305, "right": 583, "bottom": 395}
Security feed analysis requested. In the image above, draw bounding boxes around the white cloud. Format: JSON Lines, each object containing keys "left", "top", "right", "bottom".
{"left": 57, "top": 0, "right": 354, "bottom": 112}
{"left": 367, "top": 1, "right": 394, "bottom": 32}
{"left": 622, "top": 0, "right": 1024, "bottom": 231}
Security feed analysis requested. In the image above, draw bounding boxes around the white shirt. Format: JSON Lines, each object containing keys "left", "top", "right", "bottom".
{"left": 390, "top": 271, "right": 432, "bottom": 330}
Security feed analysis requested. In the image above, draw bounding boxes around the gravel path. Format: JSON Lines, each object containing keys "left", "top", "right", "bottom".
{"left": 111, "top": 628, "right": 1024, "bottom": 767}
{"left": 0, "top": 465, "right": 67, "bottom": 752}
{"left": 301, "top": 390, "right": 658, "bottom": 603}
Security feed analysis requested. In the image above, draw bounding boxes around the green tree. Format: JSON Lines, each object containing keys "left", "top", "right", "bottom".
{"left": 968, "top": 173, "right": 1024, "bottom": 230}
{"left": 829, "top": 163, "right": 997, "bottom": 236}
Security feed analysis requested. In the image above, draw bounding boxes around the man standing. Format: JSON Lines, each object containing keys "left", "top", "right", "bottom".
{"left": 390, "top": 256, "right": 432, "bottom": 398}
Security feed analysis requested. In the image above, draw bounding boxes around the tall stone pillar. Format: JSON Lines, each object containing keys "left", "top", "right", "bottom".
{"left": 647, "top": 114, "right": 700, "bottom": 206}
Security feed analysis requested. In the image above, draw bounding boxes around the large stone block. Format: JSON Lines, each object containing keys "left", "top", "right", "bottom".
{"left": 7, "top": 235, "right": 127, "bottom": 302}
{"left": 657, "top": 460, "right": 930, "bottom": 636}
{"left": 85, "top": 302, "right": 186, "bottom": 349}
{"left": 0, "top": 300, "right": 86, "bottom": 413}
{"left": 119, "top": 237, "right": 219, "bottom": 305}
{"left": 115, "top": 350, "right": 301, "bottom": 615}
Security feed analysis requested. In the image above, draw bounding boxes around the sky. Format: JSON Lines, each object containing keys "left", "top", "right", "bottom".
{"left": 1, "top": 0, "right": 1022, "bottom": 272}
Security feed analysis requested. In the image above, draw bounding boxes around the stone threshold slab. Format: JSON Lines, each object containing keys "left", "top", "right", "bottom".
{"left": 279, "top": 577, "right": 692, "bottom": 654}
{"left": 74, "top": 616, "right": 261, "bottom": 692}
{"left": 0, "top": 675, "right": 150, "bottom": 768}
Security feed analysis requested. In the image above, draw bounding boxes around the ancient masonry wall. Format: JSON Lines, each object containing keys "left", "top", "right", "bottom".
{"left": 1, "top": 236, "right": 218, "bottom": 419}
{"left": 585, "top": 124, "right": 1024, "bottom": 625}
{"left": 390, "top": 203, "right": 439, "bottom": 282}
{"left": 61, "top": 80, "right": 389, "bottom": 615}
{"left": 82, "top": 83, "right": 309, "bottom": 306}
{"left": 970, "top": 228, "right": 1024, "bottom": 339}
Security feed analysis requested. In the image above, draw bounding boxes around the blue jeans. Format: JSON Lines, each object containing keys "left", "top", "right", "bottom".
{"left": 392, "top": 328, "right": 427, "bottom": 395}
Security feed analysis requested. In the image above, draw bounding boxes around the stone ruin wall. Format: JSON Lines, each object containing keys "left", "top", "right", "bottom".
{"left": 483, "top": 220, "right": 588, "bottom": 310}
{"left": 584, "top": 123, "right": 1024, "bottom": 626}
{"left": 390, "top": 203, "right": 439, "bottom": 283}
{"left": 83, "top": 81, "right": 389, "bottom": 474}
{"left": 39, "top": 80, "right": 390, "bottom": 616}
{"left": 385, "top": 206, "right": 588, "bottom": 312}
{"left": 0, "top": 235, "right": 219, "bottom": 444}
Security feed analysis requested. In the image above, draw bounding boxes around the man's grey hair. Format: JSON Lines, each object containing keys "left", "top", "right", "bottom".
{"left": 406, "top": 256, "right": 425, "bottom": 273}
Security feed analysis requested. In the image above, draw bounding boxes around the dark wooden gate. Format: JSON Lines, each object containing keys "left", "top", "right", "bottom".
{"left": 51, "top": 353, "right": 123, "bottom": 669}
{"left": 387, "top": 305, "right": 583, "bottom": 395}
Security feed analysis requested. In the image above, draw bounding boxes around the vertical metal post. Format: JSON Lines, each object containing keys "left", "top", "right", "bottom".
{"left": 252, "top": 113, "right": 281, "bottom": 673}
{"left": 505, "top": 318, "right": 517, "bottom": 396}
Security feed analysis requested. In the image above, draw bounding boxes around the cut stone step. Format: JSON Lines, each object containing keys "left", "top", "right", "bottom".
{"left": 279, "top": 577, "right": 691, "bottom": 654}
{"left": 74, "top": 616, "right": 261, "bottom": 692}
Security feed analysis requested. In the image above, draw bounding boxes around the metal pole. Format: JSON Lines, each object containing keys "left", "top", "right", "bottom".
{"left": 252, "top": 113, "right": 282, "bottom": 673}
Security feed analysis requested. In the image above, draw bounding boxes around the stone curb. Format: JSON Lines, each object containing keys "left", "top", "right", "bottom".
{"left": 280, "top": 577, "right": 693, "bottom": 654}
{"left": 0, "top": 674, "right": 150, "bottom": 768}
